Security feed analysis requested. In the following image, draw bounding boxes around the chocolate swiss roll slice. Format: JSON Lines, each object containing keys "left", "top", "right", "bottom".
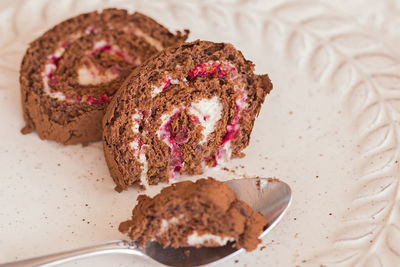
{"left": 119, "top": 178, "right": 267, "bottom": 251}
{"left": 103, "top": 40, "right": 273, "bottom": 191}
{"left": 20, "top": 8, "right": 188, "bottom": 144}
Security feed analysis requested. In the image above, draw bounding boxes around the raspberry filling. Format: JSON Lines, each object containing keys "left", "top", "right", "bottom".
{"left": 157, "top": 95, "right": 224, "bottom": 177}
{"left": 43, "top": 46, "right": 68, "bottom": 101}
{"left": 188, "top": 62, "right": 236, "bottom": 78}
{"left": 88, "top": 41, "right": 135, "bottom": 64}
{"left": 209, "top": 97, "right": 246, "bottom": 166}
{"left": 162, "top": 77, "right": 172, "bottom": 90}
{"left": 158, "top": 108, "right": 185, "bottom": 177}
{"left": 85, "top": 26, "right": 98, "bottom": 35}
{"left": 42, "top": 27, "right": 138, "bottom": 106}
{"left": 187, "top": 62, "right": 248, "bottom": 166}
{"left": 151, "top": 75, "right": 179, "bottom": 97}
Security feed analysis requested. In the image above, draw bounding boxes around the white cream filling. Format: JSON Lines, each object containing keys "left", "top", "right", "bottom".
{"left": 53, "top": 47, "right": 65, "bottom": 58}
{"left": 131, "top": 113, "right": 141, "bottom": 134}
{"left": 77, "top": 63, "right": 119, "bottom": 85}
{"left": 218, "top": 142, "right": 232, "bottom": 163}
{"left": 186, "top": 232, "right": 235, "bottom": 246}
{"left": 129, "top": 140, "right": 149, "bottom": 188}
{"left": 188, "top": 96, "right": 222, "bottom": 144}
{"left": 92, "top": 40, "right": 107, "bottom": 50}
{"left": 129, "top": 112, "right": 149, "bottom": 188}
{"left": 133, "top": 28, "right": 164, "bottom": 51}
{"left": 138, "top": 149, "right": 149, "bottom": 188}
{"left": 151, "top": 84, "right": 164, "bottom": 98}
{"left": 157, "top": 215, "right": 184, "bottom": 235}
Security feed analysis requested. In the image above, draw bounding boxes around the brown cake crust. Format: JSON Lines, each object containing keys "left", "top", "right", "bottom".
{"left": 20, "top": 8, "right": 188, "bottom": 144}
{"left": 119, "top": 178, "right": 267, "bottom": 251}
{"left": 103, "top": 40, "right": 272, "bottom": 191}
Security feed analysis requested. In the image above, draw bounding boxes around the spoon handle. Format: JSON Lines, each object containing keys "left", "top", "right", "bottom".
{"left": 0, "top": 240, "right": 144, "bottom": 267}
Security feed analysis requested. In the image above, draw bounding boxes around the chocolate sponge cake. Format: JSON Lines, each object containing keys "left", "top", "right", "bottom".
{"left": 119, "top": 178, "right": 267, "bottom": 251}
{"left": 20, "top": 8, "right": 188, "bottom": 144}
{"left": 103, "top": 40, "right": 273, "bottom": 191}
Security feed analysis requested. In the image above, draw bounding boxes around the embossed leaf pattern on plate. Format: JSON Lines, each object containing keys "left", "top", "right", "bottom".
{"left": 275, "top": 2, "right": 400, "bottom": 266}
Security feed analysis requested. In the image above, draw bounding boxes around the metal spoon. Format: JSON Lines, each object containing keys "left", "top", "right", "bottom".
{"left": 0, "top": 177, "right": 292, "bottom": 267}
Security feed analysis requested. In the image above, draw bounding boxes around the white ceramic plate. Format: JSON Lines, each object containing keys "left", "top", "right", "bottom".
{"left": 1, "top": 0, "right": 400, "bottom": 266}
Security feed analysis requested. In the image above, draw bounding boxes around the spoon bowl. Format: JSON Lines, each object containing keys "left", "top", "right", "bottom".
{"left": 0, "top": 177, "right": 292, "bottom": 267}
{"left": 144, "top": 178, "right": 292, "bottom": 267}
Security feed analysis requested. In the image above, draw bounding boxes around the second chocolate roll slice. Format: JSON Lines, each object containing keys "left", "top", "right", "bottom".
{"left": 20, "top": 8, "right": 188, "bottom": 144}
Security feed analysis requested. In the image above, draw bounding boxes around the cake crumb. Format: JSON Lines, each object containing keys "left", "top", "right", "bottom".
{"left": 260, "top": 245, "right": 266, "bottom": 251}
{"left": 222, "top": 167, "right": 236, "bottom": 174}
{"left": 234, "top": 260, "right": 239, "bottom": 264}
